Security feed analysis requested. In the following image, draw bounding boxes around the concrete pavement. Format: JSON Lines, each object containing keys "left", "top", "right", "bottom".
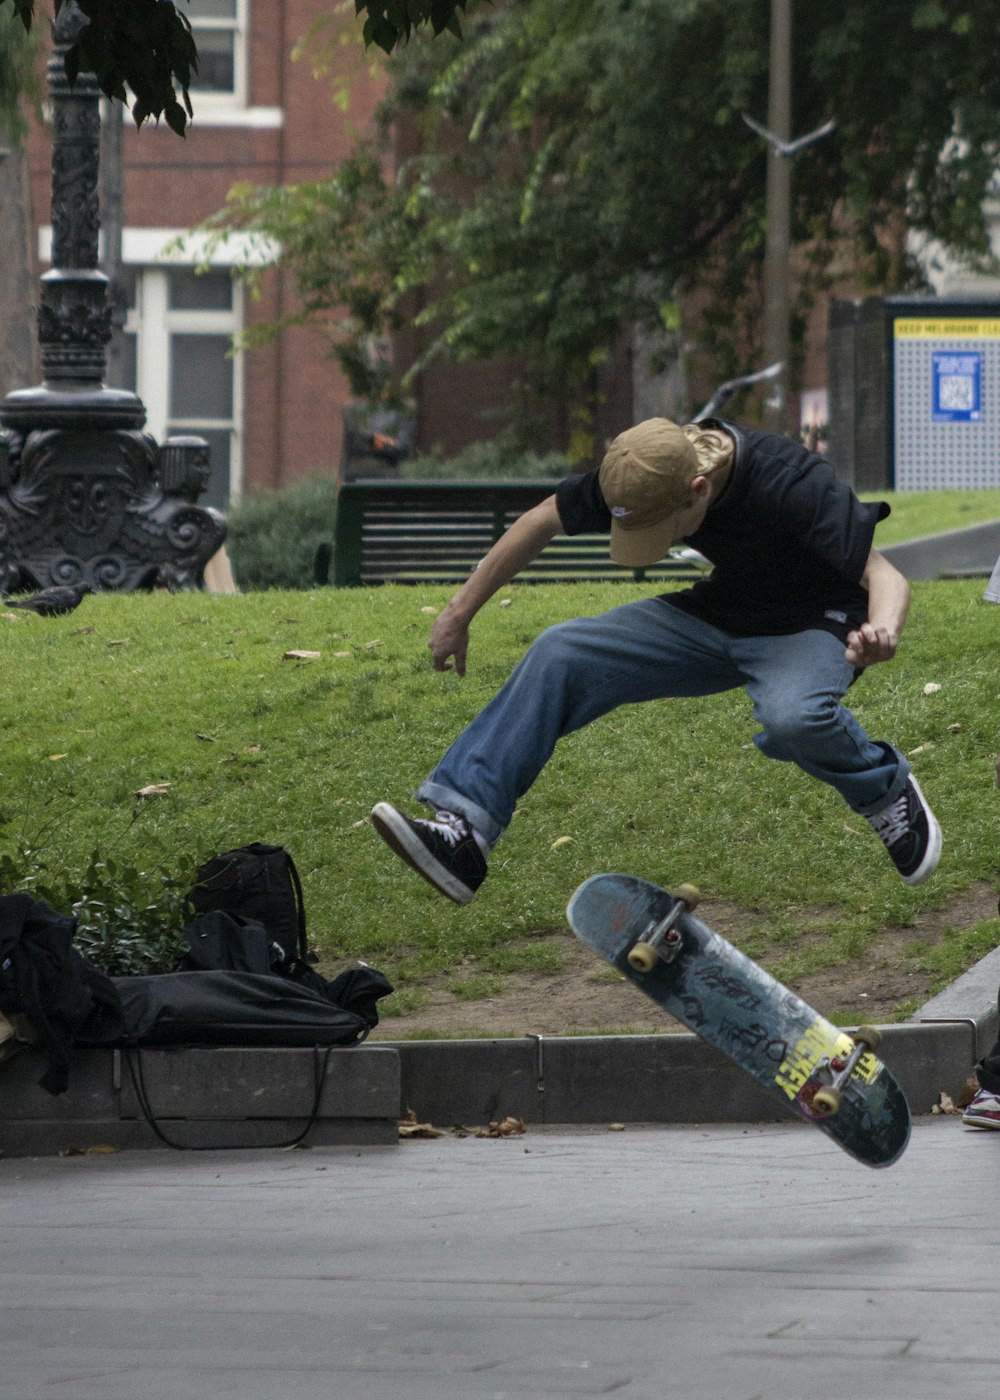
{"left": 3, "top": 923, "right": 999, "bottom": 1397}
{"left": 1, "top": 1115, "right": 997, "bottom": 1400}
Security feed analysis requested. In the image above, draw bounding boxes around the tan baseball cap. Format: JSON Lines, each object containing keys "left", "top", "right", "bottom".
{"left": 599, "top": 418, "right": 700, "bottom": 566}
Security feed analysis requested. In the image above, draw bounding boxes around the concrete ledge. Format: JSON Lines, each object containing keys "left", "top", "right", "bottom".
{"left": 391, "top": 1037, "right": 540, "bottom": 1126}
{"left": 881, "top": 519, "right": 1000, "bottom": 580}
{"left": 910, "top": 943, "right": 1000, "bottom": 1062}
{"left": 0, "top": 1045, "right": 401, "bottom": 1158}
{"left": 383, "top": 1020, "right": 981, "bottom": 1128}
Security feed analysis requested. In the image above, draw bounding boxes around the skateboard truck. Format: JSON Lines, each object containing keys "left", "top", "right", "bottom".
{"left": 811, "top": 1025, "right": 882, "bottom": 1117}
{"left": 627, "top": 884, "right": 700, "bottom": 973}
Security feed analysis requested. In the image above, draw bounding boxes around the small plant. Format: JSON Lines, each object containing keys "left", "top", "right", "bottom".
{"left": 0, "top": 842, "right": 191, "bottom": 977}
{"left": 226, "top": 474, "right": 339, "bottom": 590}
{"left": 64, "top": 854, "right": 190, "bottom": 977}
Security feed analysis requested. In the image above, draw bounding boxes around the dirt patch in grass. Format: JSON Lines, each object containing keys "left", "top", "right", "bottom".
{"left": 367, "top": 882, "right": 1000, "bottom": 1040}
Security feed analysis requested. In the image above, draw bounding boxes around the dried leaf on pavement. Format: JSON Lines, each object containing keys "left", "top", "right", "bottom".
{"left": 931, "top": 1091, "right": 959, "bottom": 1115}
{"left": 475, "top": 1116, "right": 527, "bottom": 1138}
{"left": 399, "top": 1108, "right": 444, "bottom": 1139}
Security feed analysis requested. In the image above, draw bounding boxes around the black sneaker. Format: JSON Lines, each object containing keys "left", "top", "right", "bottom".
{"left": 370, "top": 803, "right": 487, "bottom": 905}
{"left": 865, "top": 774, "right": 941, "bottom": 886}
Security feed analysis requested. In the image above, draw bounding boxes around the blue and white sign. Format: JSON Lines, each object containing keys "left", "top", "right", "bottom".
{"left": 932, "top": 350, "right": 982, "bottom": 421}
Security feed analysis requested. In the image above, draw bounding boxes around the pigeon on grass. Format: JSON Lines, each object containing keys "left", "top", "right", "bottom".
{"left": 5, "top": 584, "right": 94, "bottom": 617}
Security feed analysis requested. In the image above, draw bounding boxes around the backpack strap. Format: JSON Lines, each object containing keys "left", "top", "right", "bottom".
{"left": 122, "top": 1043, "right": 336, "bottom": 1152}
{"left": 281, "top": 850, "right": 308, "bottom": 962}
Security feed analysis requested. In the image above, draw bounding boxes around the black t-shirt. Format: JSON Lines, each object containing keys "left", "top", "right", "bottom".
{"left": 555, "top": 419, "right": 890, "bottom": 640}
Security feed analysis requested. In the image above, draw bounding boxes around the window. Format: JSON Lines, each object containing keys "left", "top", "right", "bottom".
{"left": 187, "top": 0, "right": 245, "bottom": 104}
{"left": 110, "top": 267, "right": 243, "bottom": 512}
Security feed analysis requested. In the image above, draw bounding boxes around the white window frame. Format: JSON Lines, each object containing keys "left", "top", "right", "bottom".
{"left": 40, "top": 225, "right": 277, "bottom": 505}
{"left": 125, "top": 266, "right": 245, "bottom": 505}
{"left": 186, "top": 0, "right": 249, "bottom": 111}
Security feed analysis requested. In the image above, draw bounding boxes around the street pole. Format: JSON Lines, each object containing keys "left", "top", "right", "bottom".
{"left": 100, "top": 97, "right": 126, "bottom": 388}
{"left": 762, "top": 0, "right": 791, "bottom": 434}
{"left": 0, "top": 2, "right": 225, "bottom": 593}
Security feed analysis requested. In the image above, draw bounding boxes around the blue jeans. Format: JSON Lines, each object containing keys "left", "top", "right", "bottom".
{"left": 417, "top": 598, "right": 909, "bottom": 846}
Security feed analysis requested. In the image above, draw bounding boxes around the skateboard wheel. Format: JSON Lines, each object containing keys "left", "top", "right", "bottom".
{"left": 627, "top": 942, "right": 659, "bottom": 974}
{"left": 813, "top": 1087, "right": 841, "bottom": 1117}
{"left": 674, "top": 883, "right": 700, "bottom": 911}
{"left": 854, "top": 1025, "right": 882, "bottom": 1052}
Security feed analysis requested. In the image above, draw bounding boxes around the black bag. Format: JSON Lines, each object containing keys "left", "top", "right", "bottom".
{"left": 0, "top": 892, "right": 123, "bottom": 1095}
{"left": 187, "top": 845, "right": 307, "bottom": 967}
{"left": 113, "top": 970, "right": 370, "bottom": 1048}
{"left": 106, "top": 956, "right": 393, "bottom": 1152}
{"left": 176, "top": 910, "right": 393, "bottom": 1031}
{"left": 108, "top": 971, "right": 376, "bottom": 1152}
{"left": 177, "top": 910, "right": 276, "bottom": 976}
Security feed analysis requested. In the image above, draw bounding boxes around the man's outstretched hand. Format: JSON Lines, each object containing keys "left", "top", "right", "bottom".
{"left": 428, "top": 604, "right": 471, "bottom": 675}
{"left": 845, "top": 622, "right": 898, "bottom": 668}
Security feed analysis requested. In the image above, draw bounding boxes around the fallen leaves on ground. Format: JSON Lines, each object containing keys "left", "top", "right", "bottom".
{"left": 931, "top": 1091, "right": 960, "bottom": 1115}
{"left": 399, "top": 1110, "right": 528, "bottom": 1140}
{"left": 398, "top": 1108, "right": 444, "bottom": 1139}
{"left": 476, "top": 1116, "right": 526, "bottom": 1138}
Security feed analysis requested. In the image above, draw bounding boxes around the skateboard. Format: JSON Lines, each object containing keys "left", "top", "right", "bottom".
{"left": 566, "top": 873, "right": 911, "bottom": 1168}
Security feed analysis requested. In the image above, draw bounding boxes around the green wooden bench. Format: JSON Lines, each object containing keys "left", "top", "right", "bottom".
{"left": 321, "top": 479, "right": 709, "bottom": 587}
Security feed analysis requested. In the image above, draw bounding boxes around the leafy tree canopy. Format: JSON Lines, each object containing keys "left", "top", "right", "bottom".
{"left": 356, "top": 1, "right": 476, "bottom": 51}
{"left": 0, "top": 2, "right": 40, "bottom": 141}
{"left": 199, "top": 0, "right": 1000, "bottom": 443}
{"left": 2, "top": 0, "right": 469, "bottom": 134}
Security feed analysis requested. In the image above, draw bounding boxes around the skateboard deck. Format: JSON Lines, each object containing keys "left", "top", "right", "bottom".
{"left": 567, "top": 873, "right": 911, "bottom": 1168}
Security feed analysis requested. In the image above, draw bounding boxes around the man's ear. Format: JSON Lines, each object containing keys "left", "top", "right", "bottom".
{"left": 690, "top": 473, "right": 712, "bottom": 500}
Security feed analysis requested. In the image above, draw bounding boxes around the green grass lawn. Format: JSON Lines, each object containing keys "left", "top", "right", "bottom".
{"left": 2, "top": 561, "right": 999, "bottom": 1021}
{"left": 861, "top": 487, "right": 1000, "bottom": 544}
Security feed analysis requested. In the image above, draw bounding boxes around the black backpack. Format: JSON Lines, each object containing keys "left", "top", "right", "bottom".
{"left": 186, "top": 844, "right": 306, "bottom": 969}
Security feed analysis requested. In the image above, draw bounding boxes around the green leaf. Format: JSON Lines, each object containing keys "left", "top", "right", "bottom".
{"left": 912, "top": 1, "right": 947, "bottom": 29}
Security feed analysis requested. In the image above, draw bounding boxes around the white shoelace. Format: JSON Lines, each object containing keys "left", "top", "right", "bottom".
{"left": 429, "top": 811, "right": 470, "bottom": 847}
{"left": 867, "top": 792, "right": 908, "bottom": 846}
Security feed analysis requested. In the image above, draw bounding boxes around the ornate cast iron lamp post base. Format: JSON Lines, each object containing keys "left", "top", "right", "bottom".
{"left": 0, "top": 4, "right": 226, "bottom": 593}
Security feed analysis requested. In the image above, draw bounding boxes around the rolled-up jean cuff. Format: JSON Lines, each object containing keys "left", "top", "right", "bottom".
{"left": 849, "top": 744, "right": 910, "bottom": 818}
{"left": 416, "top": 780, "right": 503, "bottom": 846}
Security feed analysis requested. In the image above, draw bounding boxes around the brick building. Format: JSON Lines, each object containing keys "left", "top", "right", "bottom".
{"left": 25, "top": 0, "right": 387, "bottom": 510}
